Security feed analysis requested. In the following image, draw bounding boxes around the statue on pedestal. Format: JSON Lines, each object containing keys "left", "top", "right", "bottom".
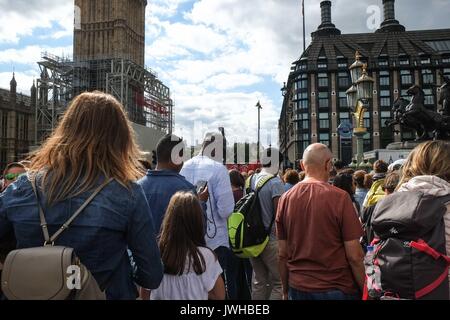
{"left": 386, "top": 81, "right": 450, "bottom": 141}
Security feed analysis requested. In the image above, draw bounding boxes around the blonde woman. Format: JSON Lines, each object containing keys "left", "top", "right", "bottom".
{"left": 0, "top": 91, "right": 163, "bottom": 299}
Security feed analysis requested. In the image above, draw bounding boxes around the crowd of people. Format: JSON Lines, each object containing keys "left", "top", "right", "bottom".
{"left": 0, "top": 91, "right": 449, "bottom": 300}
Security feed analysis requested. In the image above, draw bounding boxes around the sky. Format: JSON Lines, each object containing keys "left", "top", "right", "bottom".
{"left": 0, "top": 0, "right": 449, "bottom": 146}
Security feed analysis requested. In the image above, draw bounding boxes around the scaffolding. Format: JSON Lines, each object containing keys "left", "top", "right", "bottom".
{"left": 36, "top": 52, "right": 173, "bottom": 144}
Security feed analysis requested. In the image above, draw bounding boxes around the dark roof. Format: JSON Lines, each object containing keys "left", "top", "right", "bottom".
{"left": 296, "top": 28, "right": 450, "bottom": 72}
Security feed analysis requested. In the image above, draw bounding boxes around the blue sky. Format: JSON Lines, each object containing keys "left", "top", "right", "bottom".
{"left": 1, "top": 0, "right": 449, "bottom": 145}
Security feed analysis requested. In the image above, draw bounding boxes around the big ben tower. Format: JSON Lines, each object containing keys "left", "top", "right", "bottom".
{"left": 36, "top": 0, "right": 173, "bottom": 146}
{"left": 74, "top": 0, "right": 147, "bottom": 66}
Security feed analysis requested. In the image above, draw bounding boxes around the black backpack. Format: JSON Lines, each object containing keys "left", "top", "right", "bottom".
{"left": 228, "top": 174, "right": 275, "bottom": 258}
{"left": 364, "top": 191, "right": 450, "bottom": 300}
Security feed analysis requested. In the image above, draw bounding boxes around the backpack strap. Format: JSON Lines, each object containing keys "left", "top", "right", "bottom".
{"left": 255, "top": 174, "right": 275, "bottom": 192}
{"left": 30, "top": 175, "right": 113, "bottom": 246}
{"left": 252, "top": 174, "right": 277, "bottom": 234}
{"left": 410, "top": 239, "right": 450, "bottom": 299}
{"left": 244, "top": 176, "right": 252, "bottom": 194}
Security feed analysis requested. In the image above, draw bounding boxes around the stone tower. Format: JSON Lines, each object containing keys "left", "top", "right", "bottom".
{"left": 73, "top": 0, "right": 147, "bottom": 66}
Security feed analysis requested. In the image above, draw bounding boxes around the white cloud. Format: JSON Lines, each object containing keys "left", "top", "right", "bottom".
{"left": 0, "top": 45, "right": 73, "bottom": 65}
{"left": 203, "top": 73, "right": 262, "bottom": 91}
{"left": 173, "top": 91, "right": 279, "bottom": 147}
{"left": 0, "top": 0, "right": 72, "bottom": 44}
{"left": 147, "top": 0, "right": 193, "bottom": 18}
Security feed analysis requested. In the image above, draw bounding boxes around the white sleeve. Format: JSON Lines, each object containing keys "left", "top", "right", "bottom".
{"left": 200, "top": 248, "right": 223, "bottom": 292}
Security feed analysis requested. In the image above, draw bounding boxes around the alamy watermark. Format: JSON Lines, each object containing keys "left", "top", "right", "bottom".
{"left": 366, "top": 5, "right": 382, "bottom": 31}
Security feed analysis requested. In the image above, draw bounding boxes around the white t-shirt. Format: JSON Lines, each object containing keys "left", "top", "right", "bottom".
{"left": 150, "top": 247, "right": 223, "bottom": 300}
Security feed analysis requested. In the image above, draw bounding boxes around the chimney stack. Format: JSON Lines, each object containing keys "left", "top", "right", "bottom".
{"left": 383, "top": 0, "right": 395, "bottom": 21}
{"left": 377, "top": 0, "right": 405, "bottom": 32}
{"left": 313, "top": 1, "right": 341, "bottom": 38}
{"left": 320, "top": 1, "right": 332, "bottom": 26}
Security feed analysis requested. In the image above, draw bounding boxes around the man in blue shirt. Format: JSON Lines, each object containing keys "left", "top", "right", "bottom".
{"left": 138, "top": 134, "right": 207, "bottom": 235}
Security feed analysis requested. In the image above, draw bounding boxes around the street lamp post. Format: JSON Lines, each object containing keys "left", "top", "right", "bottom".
{"left": 281, "top": 82, "right": 288, "bottom": 169}
{"left": 346, "top": 51, "right": 374, "bottom": 170}
{"left": 256, "top": 101, "right": 262, "bottom": 163}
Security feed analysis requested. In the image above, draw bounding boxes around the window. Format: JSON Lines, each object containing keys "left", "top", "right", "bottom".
{"left": 400, "top": 58, "right": 410, "bottom": 66}
{"left": 401, "top": 70, "right": 413, "bottom": 86}
{"left": 443, "top": 57, "right": 450, "bottom": 64}
{"left": 401, "top": 89, "right": 410, "bottom": 98}
{"left": 297, "top": 63, "right": 307, "bottom": 71}
{"left": 300, "top": 133, "right": 310, "bottom": 152}
{"left": 338, "top": 72, "right": 350, "bottom": 88}
{"left": 421, "top": 57, "right": 431, "bottom": 65}
{"left": 422, "top": 69, "right": 434, "bottom": 85}
{"left": 444, "top": 68, "right": 450, "bottom": 78}
{"left": 364, "top": 111, "right": 371, "bottom": 129}
{"left": 318, "top": 92, "right": 329, "bottom": 108}
{"left": 380, "top": 89, "right": 391, "bottom": 108}
{"left": 296, "top": 113, "right": 309, "bottom": 130}
{"left": 296, "top": 92, "right": 308, "bottom": 100}
{"left": 1, "top": 111, "right": 7, "bottom": 138}
{"left": 318, "top": 73, "right": 328, "bottom": 87}
{"left": 319, "top": 113, "right": 329, "bottom": 129}
{"left": 381, "top": 111, "right": 391, "bottom": 128}
{"left": 338, "top": 61, "right": 348, "bottom": 68}
{"left": 295, "top": 73, "right": 308, "bottom": 91}
{"left": 319, "top": 133, "right": 330, "bottom": 147}
{"left": 379, "top": 59, "right": 389, "bottom": 67}
{"left": 339, "top": 92, "right": 348, "bottom": 109}
{"left": 298, "top": 99, "right": 308, "bottom": 110}
{"left": 423, "top": 88, "right": 434, "bottom": 105}
{"left": 318, "top": 61, "right": 328, "bottom": 69}
{"left": 339, "top": 112, "right": 351, "bottom": 126}
{"left": 379, "top": 70, "right": 390, "bottom": 87}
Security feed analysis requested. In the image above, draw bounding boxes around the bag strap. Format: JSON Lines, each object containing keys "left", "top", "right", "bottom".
{"left": 410, "top": 239, "right": 450, "bottom": 299}
{"left": 256, "top": 174, "right": 275, "bottom": 192}
{"left": 253, "top": 174, "right": 277, "bottom": 234}
{"left": 30, "top": 175, "right": 113, "bottom": 245}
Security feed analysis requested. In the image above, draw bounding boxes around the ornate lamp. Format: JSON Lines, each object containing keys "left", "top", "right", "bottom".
{"left": 346, "top": 85, "right": 357, "bottom": 111}
{"left": 349, "top": 51, "right": 364, "bottom": 84}
{"left": 356, "top": 64, "right": 375, "bottom": 102}
{"left": 346, "top": 51, "right": 375, "bottom": 170}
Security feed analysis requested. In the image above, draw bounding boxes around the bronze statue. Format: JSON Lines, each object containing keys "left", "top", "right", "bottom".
{"left": 386, "top": 84, "right": 450, "bottom": 141}
{"left": 438, "top": 71, "right": 450, "bottom": 116}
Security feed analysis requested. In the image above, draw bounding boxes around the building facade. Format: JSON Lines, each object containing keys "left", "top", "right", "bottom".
{"left": 279, "top": 0, "right": 450, "bottom": 165}
{"left": 0, "top": 74, "right": 36, "bottom": 170}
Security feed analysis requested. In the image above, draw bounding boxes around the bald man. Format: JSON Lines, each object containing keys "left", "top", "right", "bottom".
{"left": 276, "top": 143, "right": 365, "bottom": 300}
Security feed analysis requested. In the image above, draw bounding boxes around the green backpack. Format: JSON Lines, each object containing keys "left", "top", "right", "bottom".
{"left": 228, "top": 174, "right": 275, "bottom": 258}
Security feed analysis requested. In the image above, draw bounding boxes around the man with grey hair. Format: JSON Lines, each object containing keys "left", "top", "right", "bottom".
{"left": 180, "top": 131, "right": 237, "bottom": 299}
{"left": 276, "top": 143, "right": 365, "bottom": 300}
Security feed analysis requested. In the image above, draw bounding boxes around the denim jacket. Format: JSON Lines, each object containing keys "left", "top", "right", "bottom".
{"left": 0, "top": 174, "right": 163, "bottom": 300}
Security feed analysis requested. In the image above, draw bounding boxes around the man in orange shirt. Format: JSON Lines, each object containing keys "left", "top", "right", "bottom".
{"left": 276, "top": 143, "right": 365, "bottom": 300}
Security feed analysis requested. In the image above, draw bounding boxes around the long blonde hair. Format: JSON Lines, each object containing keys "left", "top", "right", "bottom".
{"left": 398, "top": 140, "right": 450, "bottom": 188}
{"left": 30, "top": 91, "right": 144, "bottom": 204}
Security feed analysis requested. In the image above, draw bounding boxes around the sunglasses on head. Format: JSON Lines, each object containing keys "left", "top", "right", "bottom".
{"left": 4, "top": 173, "right": 24, "bottom": 181}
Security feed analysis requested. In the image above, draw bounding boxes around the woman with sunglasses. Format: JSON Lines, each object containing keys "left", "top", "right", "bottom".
{"left": 2, "top": 162, "right": 26, "bottom": 192}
